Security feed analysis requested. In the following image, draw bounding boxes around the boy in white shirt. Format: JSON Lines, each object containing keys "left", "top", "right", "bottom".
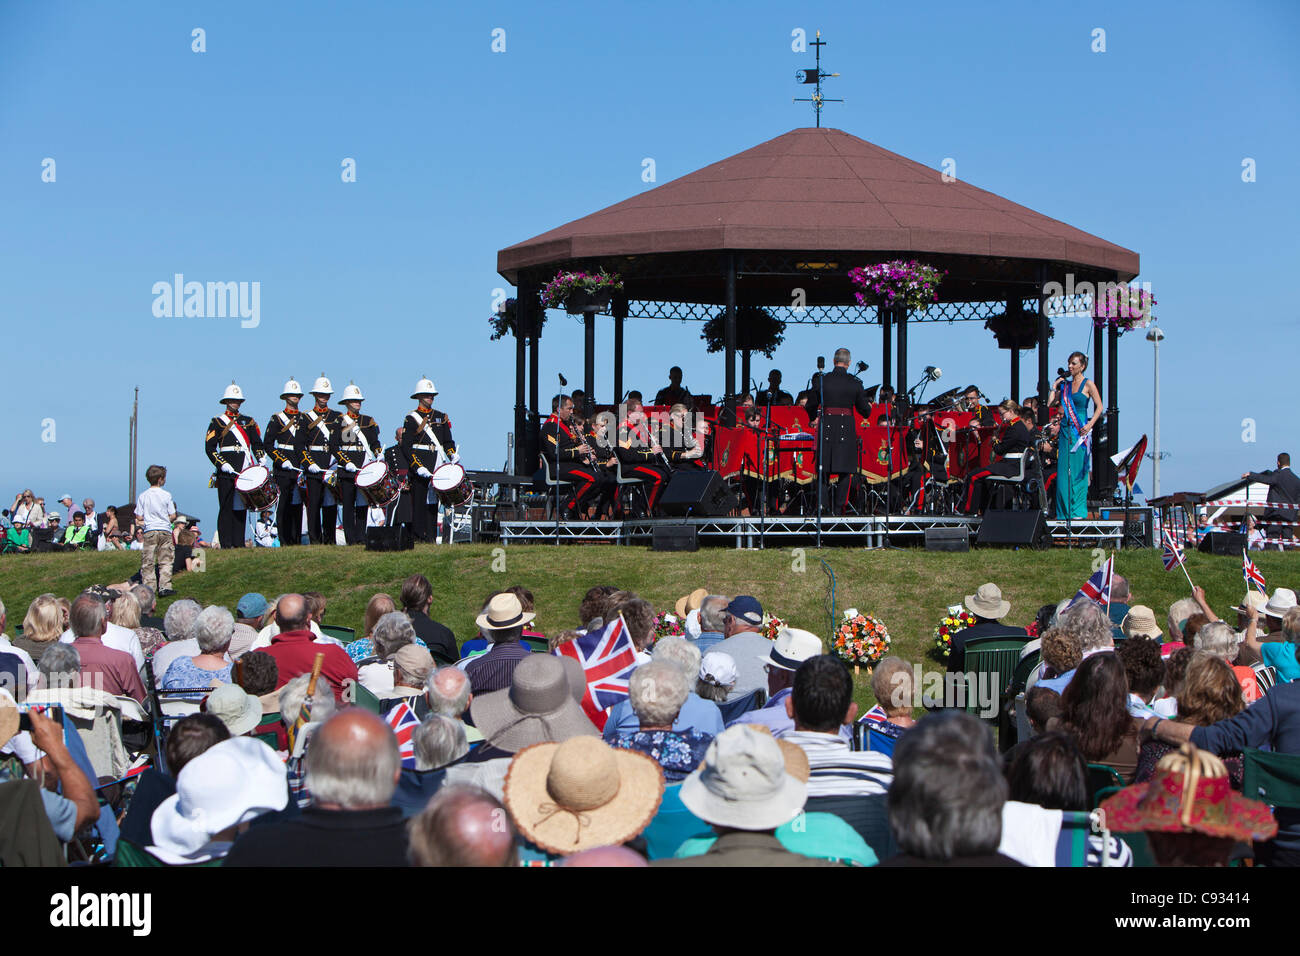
{"left": 136, "top": 464, "right": 178, "bottom": 596}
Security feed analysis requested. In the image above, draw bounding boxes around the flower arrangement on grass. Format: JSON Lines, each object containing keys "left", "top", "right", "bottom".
{"left": 762, "top": 614, "right": 786, "bottom": 642}
{"left": 1091, "top": 284, "right": 1156, "bottom": 333}
{"left": 540, "top": 269, "right": 624, "bottom": 310}
{"left": 701, "top": 305, "right": 786, "bottom": 357}
{"left": 848, "top": 260, "right": 944, "bottom": 313}
{"left": 832, "top": 607, "right": 891, "bottom": 670}
{"left": 653, "top": 612, "right": 685, "bottom": 642}
{"left": 933, "top": 605, "right": 977, "bottom": 660}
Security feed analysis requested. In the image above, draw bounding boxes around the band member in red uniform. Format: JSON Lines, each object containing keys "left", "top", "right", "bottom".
{"left": 205, "top": 381, "right": 265, "bottom": 548}
{"left": 263, "top": 378, "right": 306, "bottom": 546}
{"left": 963, "top": 399, "right": 1033, "bottom": 514}
{"left": 617, "top": 398, "right": 672, "bottom": 515}
{"left": 663, "top": 403, "right": 707, "bottom": 470}
{"left": 298, "top": 375, "right": 341, "bottom": 545}
{"left": 541, "top": 394, "right": 602, "bottom": 516}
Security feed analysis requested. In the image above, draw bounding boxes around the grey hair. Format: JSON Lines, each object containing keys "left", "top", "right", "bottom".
{"left": 425, "top": 666, "right": 471, "bottom": 717}
{"left": 131, "top": 584, "right": 156, "bottom": 613}
{"left": 1110, "top": 574, "right": 1130, "bottom": 602}
{"left": 194, "top": 605, "right": 235, "bottom": 654}
{"left": 413, "top": 715, "right": 468, "bottom": 771}
{"left": 653, "top": 636, "right": 702, "bottom": 678}
{"left": 371, "top": 611, "right": 416, "bottom": 659}
{"left": 629, "top": 660, "right": 689, "bottom": 727}
{"left": 1167, "top": 597, "right": 1200, "bottom": 638}
{"left": 164, "top": 599, "right": 202, "bottom": 642}
{"left": 889, "top": 711, "right": 1007, "bottom": 861}
{"left": 1194, "top": 621, "right": 1239, "bottom": 662}
{"left": 69, "top": 595, "right": 106, "bottom": 639}
{"left": 278, "top": 673, "right": 337, "bottom": 729}
{"left": 872, "top": 656, "right": 915, "bottom": 716}
{"left": 1059, "top": 601, "right": 1114, "bottom": 653}
{"left": 699, "top": 595, "right": 729, "bottom": 633}
{"left": 38, "top": 643, "right": 80, "bottom": 684}
{"left": 306, "top": 716, "right": 401, "bottom": 808}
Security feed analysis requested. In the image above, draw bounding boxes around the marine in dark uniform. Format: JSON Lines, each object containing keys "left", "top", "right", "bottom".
{"left": 809, "top": 349, "right": 872, "bottom": 515}
{"left": 335, "top": 382, "right": 382, "bottom": 545}
{"left": 297, "top": 375, "right": 342, "bottom": 545}
{"left": 963, "top": 400, "right": 1034, "bottom": 514}
{"left": 262, "top": 378, "right": 306, "bottom": 546}
{"left": 401, "top": 377, "right": 457, "bottom": 543}
{"left": 541, "top": 394, "right": 602, "bottom": 517}
{"left": 384, "top": 427, "right": 411, "bottom": 528}
{"left": 205, "top": 382, "right": 265, "bottom": 548}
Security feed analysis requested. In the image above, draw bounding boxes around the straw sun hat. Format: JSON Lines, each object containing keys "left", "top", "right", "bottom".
{"left": 503, "top": 736, "right": 665, "bottom": 855}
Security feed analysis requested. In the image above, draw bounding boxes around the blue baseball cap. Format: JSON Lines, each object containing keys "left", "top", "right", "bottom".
{"left": 236, "top": 593, "right": 268, "bottom": 619}
{"left": 725, "top": 595, "right": 763, "bottom": 627}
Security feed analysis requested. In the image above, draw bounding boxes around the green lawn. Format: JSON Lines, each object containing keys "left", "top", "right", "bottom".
{"left": 3, "top": 543, "right": 1296, "bottom": 710}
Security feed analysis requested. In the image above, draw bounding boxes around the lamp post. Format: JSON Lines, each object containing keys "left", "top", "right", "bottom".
{"left": 1145, "top": 326, "right": 1165, "bottom": 498}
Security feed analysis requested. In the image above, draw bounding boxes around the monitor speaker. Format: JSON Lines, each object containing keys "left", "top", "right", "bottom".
{"left": 976, "top": 510, "right": 1049, "bottom": 549}
{"left": 924, "top": 526, "right": 970, "bottom": 552}
{"left": 652, "top": 525, "right": 698, "bottom": 552}
{"left": 1198, "top": 531, "right": 1247, "bottom": 556}
{"left": 659, "top": 470, "right": 736, "bottom": 517}
{"left": 365, "top": 525, "right": 413, "bottom": 551}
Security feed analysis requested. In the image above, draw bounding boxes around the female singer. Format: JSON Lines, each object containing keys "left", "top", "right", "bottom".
{"left": 1047, "top": 351, "right": 1103, "bottom": 520}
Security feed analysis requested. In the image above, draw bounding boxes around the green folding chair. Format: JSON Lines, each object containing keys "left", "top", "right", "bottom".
{"left": 961, "top": 635, "right": 1032, "bottom": 720}
{"left": 319, "top": 624, "right": 356, "bottom": 643}
{"left": 351, "top": 682, "right": 381, "bottom": 714}
{"left": 1087, "top": 763, "right": 1125, "bottom": 809}
{"left": 520, "top": 636, "right": 549, "bottom": 654}
{"left": 1243, "top": 747, "right": 1300, "bottom": 810}
{"left": 113, "top": 838, "right": 222, "bottom": 868}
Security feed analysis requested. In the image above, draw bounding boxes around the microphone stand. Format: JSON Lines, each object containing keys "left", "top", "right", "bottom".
{"left": 816, "top": 370, "right": 825, "bottom": 549}
{"left": 760, "top": 382, "right": 775, "bottom": 550}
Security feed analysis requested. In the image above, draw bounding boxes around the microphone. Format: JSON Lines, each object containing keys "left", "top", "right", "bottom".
{"left": 925, "top": 365, "right": 942, "bottom": 382}
{"left": 817, "top": 356, "right": 825, "bottom": 370}
{"left": 855, "top": 361, "right": 868, "bottom": 374}
{"left": 558, "top": 373, "right": 568, "bottom": 387}
{"left": 1056, "top": 367, "right": 1068, "bottom": 380}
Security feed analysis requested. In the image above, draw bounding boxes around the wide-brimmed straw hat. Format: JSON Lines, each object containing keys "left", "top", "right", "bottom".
{"left": 674, "top": 588, "right": 709, "bottom": 619}
{"left": 965, "top": 583, "right": 1010, "bottom": 620}
{"left": 1121, "top": 605, "right": 1163, "bottom": 641}
{"left": 475, "top": 592, "right": 536, "bottom": 632}
{"left": 1100, "top": 743, "right": 1276, "bottom": 843}
{"left": 1237, "top": 591, "right": 1269, "bottom": 615}
{"left": 469, "top": 655, "right": 598, "bottom": 753}
{"left": 149, "top": 738, "right": 287, "bottom": 863}
{"left": 679, "top": 724, "right": 806, "bottom": 831}
{"left": 503, "top": 736, "right": 664, "bottom": 855}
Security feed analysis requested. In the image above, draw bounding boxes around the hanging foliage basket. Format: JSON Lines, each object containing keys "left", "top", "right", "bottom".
{"left": 701, "top": 306, "right": 786, "bottom": 357}
{"left": 985, "top": 311, "right": 1053, "bottom": 350}
{"left": 541, "top": 269, "right": 623, "bottom": 312}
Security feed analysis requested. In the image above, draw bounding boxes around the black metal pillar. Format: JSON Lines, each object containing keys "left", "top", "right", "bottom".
{"left": 742, "top": 349, "right": 751, "bottom": 398}
{"left": 1090, "top": 322, "right": 1104, "bottom": 501}
{"left": 528, "top": 319, "right": 539, "bottom": 423}
{"left": 1036, "top": 266, "right": 1049, "bottom": 426}
{"left": 1009, "top": 349, "right": 1019, "bottom": 405}
{"left": 583, "top": 313, "right": 595, "bottom": 417}
{"left": 514, "top": 298, "right": 527, "bottom": 475}
{"left": 880, "top": 305, "right": 892, "bottom": 394}
{"left": 1107, "top": 321, "right": 1120, "bottom": 501}
{"left": 895, "top": 305, "right": 908, "bottom": 397}
{"left": 612, "top": 293, "right": 627, "bottom": 407}
{"left": 724, "top": 253, "right": 737, "bottom": 404}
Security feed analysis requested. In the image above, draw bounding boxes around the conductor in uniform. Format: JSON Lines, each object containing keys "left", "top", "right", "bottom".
{"left": 335, "top": 382, "right": 382, "bottom": 545}
{"left": 262, "top": 378, "right": 306, "bottom": 546}
{"left": 401, "top": 377, "right": 457, "bottom": 543}
{"left": 205, "top": 381, "right": 265, "bottom": 548}
{"left": 809, "top": 349, "right": 871, "bottom": 516}
{"left": 298, "top": 375, "right": 342, "bottom": 545}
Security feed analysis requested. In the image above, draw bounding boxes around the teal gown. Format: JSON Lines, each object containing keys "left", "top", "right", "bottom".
{"left": 1056, "top": 379, "right": 1091, "bottom": 520}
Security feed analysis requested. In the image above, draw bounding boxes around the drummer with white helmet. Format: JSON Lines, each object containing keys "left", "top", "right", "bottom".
{"left": 400, "top": 376, "right": 458, "bottom": 543}
{"left": 205, "top": 381, "right": 264, "bottom": 549}
{"left": 298, "top": 374, "right": 342, "bottom": 545}
{"left": 335, "top": 381, "right": 381, "bottom": 545}
{"left": 263, "top": 377, "right": 307, "bottom": 546}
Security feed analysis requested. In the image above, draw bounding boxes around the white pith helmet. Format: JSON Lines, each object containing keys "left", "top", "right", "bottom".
{"left": 410, "top": 376, "right": 438, "bottom": 399}
{"left": 310, "top": 373, "right": 333, "bottom": 395}
{"left": 221, "top": 381, "right": 245, "bottom": 403}
{"left": 338, "top": 382, "right": 365, "bottom": 403}
{"left": 280, "top": 378, "right": 304, "bottom": 399}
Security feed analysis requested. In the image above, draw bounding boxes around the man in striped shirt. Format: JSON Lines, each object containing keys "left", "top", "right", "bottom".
{"left": 783, "top": 655, "right": 893, "bottom": 797}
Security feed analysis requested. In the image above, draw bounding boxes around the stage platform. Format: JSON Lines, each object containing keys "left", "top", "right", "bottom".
{"left": 495, "top": 513, "right": 1128, "bottom": 548}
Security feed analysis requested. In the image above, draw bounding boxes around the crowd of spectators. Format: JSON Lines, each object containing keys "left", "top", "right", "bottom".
{"left": 0, "top": 568, "right": 1295, "bottom": 868}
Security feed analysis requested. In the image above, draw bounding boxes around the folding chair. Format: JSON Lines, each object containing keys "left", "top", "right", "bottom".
{"left": 961, "top": 634, "right": 1032, "bottom": 721}
{"left": 613, "top": 458, "right": 651, "bottom": 518}
{"left": 1253, "top": 663, "right": 1279, "bottom": 694}
{"left": 804, "top": 793, "right": 897, "bottom": 861}
{"left": 319, "top": 624, "right": 356, "bottom": 643}
{"left": 1088, "top": 763, "right": 1125, "bottom": 809}
{"left": 998, "top": 648, "right": 1042, "bottom": 751}
{"left": 717, "top": 687, "right": 766, "bottom": 723}
{"left": 542, "top": 456, "right": 575, "bottom": 518}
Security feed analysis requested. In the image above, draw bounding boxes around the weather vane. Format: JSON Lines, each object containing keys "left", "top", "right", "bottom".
{"left": 794, "top": 30, "right": 842, "bottom": 128}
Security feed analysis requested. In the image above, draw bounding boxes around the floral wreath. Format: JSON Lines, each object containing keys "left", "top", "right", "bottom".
{"left": 933, "top": 605, "right": 977, "bottom": 659}
{"left": 653, "top": 612, "right": 685, "bottom": 642}
{"left": 832, "top": 608, "right": 890, "bottom": 670}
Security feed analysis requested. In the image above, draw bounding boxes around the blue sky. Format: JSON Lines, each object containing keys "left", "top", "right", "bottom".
{"left": 3, "top": 0, "right": 1297, "bottom": 529}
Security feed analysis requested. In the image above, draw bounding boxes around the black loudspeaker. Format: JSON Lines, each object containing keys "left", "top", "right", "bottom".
{"left": 1198, "top": 531, "right": 1247, "bottom": 556}
{"left": 1100, "top": 507, "right": 1153, "bottom": 548}
{"left": 659, "top": 470, "right": 736, "bottom": 517}
{"left": 365, "top": 525, "right": 413, "bottom": 551}
{"left": 977, "top": 510, "right": 1049, "bottom": 549}
{"left": 924, "top": 526, "right": 970, "bottom": 552}
{"left": 652, "top": 525, "right": 698, "bottom": 552}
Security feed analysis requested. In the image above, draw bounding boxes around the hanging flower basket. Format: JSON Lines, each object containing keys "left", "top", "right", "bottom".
{"left": 984, "top": 311, "right": 1054, "bottom": 350}
{"left": 702, "top": 306, "right": 786, "bottom": 357}
{"left": 489, "top": 298, "right": 535, "bottom": 341}
{"left": 933, "top": 606, "right": 977, "bottom": 660}
{"left": 848, "top": 260, "right": 944, "bottom": 312}
{"left": 541, "top": 270, "right": 623, "bottom": 312}
{"left": 1091, "top": 285, "right": 1156, "bottom": 334}
{"left": 832, "top": 608, "right": 891, "bottom": 671}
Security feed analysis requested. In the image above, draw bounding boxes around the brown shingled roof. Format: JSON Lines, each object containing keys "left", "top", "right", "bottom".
{"left": 497, "top": 127, "right": 1139, "bottom": 283}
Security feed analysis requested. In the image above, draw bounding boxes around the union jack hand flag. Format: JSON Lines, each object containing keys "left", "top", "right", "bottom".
{"left": 1070, "top": 555, "right": 1114, "bottom": 608}
{"left": 1162, "top": 531, "right": 1185, "bottom": 571}
{"left": 555, "top": 614, "right": 639, "bottom": 730}
{"left": 1243, "top": 550, "right": 1267, "bottom": 594}
{"left": 384, "top": 700, "right": 421, "bottom": 769}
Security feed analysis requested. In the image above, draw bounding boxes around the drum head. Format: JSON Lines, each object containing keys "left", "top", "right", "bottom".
{"left": 431, "top": 463, "right": 465, "bottom": 491}
{"left": 357, "top": 460, "right": 387, "bottom": 487}
{"left": 237, "top": 465, "right": 269, "bottom": 491}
